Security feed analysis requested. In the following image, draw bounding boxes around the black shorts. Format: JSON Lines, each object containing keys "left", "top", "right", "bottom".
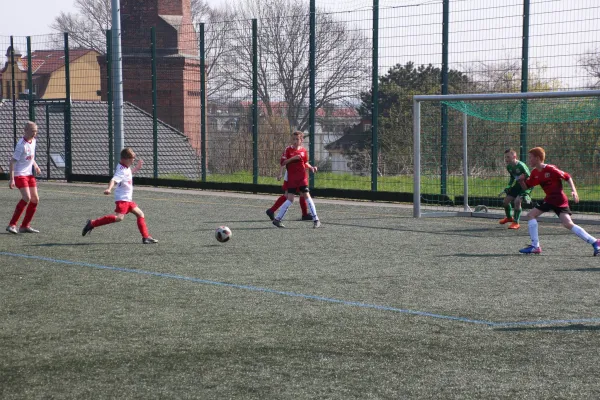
{"left": 535, "top": 201, "right": 571, "bottom": 216}
{"left": 286, "top": 185, "right": 309, "bottom": 194}
{"left": 505, "top": 185, "right": 527, "bottom": 199}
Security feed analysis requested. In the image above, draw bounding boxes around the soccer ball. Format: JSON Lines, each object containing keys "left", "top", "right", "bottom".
{"left": 215, "top": 226, "right": 232, "bottom": 243}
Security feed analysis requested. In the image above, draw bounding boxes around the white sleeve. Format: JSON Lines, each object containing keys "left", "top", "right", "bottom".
{"left": 112, "top": 166, "right": 125, "bottom": 183}
{"left": 12, "top": 142, "right": 23, "bottom": 161}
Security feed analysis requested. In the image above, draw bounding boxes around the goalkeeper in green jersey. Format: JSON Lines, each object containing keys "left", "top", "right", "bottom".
{"left": 498, "top": 148, "right": 532, "bottom": 230}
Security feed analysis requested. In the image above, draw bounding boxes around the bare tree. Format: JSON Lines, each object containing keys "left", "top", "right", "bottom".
{"left": 222, "top": 0, "right": 370, "bottom": 132}
{"left": 579, "top": 49, "right": 600, "bottom": 88}
{"left": 50, "top": 0, "right": 111, "bottom": 53}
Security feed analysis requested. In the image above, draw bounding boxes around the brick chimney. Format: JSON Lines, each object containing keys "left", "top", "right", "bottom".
{"left": 99, "top": 0, "right": 201, "bottom": 152}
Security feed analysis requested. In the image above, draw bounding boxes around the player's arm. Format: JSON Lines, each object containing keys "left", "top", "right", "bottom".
{"left": 104, "top": 179, "right": 117, "bottom": 195}
{"left": 32, "top": 160, "right": 41, "bottom": 175}
{"left": 131, "top": 159, "right": 143, "bottom": 174}
{"left": 567, "top": 177, "right": 579, "bottom": 203}
{"left": 8, "top": 158, "right": 16, "bottom": 189}
{"left": 277, "top": 164, "right": 285, "bottom": 180}
{"left": 281, "top": 155, "right": 301, "bottom": 165}
{"left": 518, "top": 173, "right": 534, "bottom": 191}
{"left": 305, "top": 162, "right": 317, "bottom": 173}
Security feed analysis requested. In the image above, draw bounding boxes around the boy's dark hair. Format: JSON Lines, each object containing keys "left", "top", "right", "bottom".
{"left": 292, "top": 130, "right": 304, "bottom": 138}
{"left": 120, "top": 147, "right": 135, "bottom": 160}
{"left": 504, "top": 148, "right": 517, "bottom": 155}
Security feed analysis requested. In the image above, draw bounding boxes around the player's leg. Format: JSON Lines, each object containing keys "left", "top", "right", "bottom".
{"left": 519, "top": 207, "right": 544, "bottom": 254}
{"left": 267, "top": 195, "right": 286, "bottom": 220}
{"left": 299, "top": 196, "right": 311, "bottom": 220}
{"left": 509, "top": 195, "right": 522, "bottom": 230}
{"left": 274, "top": 192, "right": 294, "bottom": 227}
{"left": 559, "top": 212, "right": 600, "bottom": 255}
{"left": 301, "top": 189, "right": 320, "bottom": 228}
{"left": 20, "top": 181, "right": 40, "bottom": 233}
{"left": 7, "top": 184, "right": 31, "bottom": 234}
{"left": 82, "top": 203, "right": 124, "bottom": 236}
{"left": 500, "top": 195, "right": 514, "bottom": 224}
{"left": 131, "top": 207, "right": 158, "bottom": 243}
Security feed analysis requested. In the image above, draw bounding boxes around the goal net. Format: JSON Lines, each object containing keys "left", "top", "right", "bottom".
{"left": 413, "top": 90, "right": 600, "bottom": 222}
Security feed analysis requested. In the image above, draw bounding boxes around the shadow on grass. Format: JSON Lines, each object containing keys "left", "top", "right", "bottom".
{"left": 495, "top": 324, "right": 600, "bottom": 332}
{"left": 450, "top": 253, "right": 520, "bottom": 258}
{"left": 28, "top": 242, "right": 130, "bottom": 247}
{"left": 556, "top": 267, "right": 600, "bottom": 272}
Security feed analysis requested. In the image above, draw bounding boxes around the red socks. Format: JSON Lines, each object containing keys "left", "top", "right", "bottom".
{"left": 91, "top": 215, "right": 117, "bottom": 227}
{"left": 299, "top": 196, "right": 308, "bottom": 216}
{"left": 9, "top": 199, "right": 28, "bottom": 226}
{"left": 20, "top": 202, "right": 38, "bottom": 227}
{"left": 137, "top": 217, "right": 149, "bottom": 238}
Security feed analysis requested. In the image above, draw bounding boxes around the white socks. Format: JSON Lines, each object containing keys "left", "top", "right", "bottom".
{"left": 276, "top": 200, "right": 293, "bottom": 221}
{"left": 306, "top": 197, "right": 318, "bottom": 221}
{"left": 528, "top": 218, "right": 540, "bottom": 248}
{"left": 571, "top": 225, "right": 597, "bottom": 244}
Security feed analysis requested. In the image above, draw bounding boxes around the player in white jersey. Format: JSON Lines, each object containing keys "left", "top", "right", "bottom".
{"left": 6, "top": 121, "right": 42, "bottom": 234}
{"left": 81, "top": 147, "right": 158, "bottom": 244}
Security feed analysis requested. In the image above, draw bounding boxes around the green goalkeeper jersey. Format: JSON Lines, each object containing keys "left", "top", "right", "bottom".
{"left": 505, "top": 161, "right": 532, "bottom": 193}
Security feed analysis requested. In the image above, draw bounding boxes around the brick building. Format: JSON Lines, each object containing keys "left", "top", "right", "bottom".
{"left": 99, "top": 0, "right": 201, "bottom": 151}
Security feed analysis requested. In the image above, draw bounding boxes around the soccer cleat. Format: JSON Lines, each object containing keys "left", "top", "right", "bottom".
{"left": 499, "top": 217, "right": 514, "bottom": 225}
{"left": 142, "top": 237, "right": 158, "bottom": 244}
{"left": 593, "top": 240, "right": 600, "bottom": 257}
{"left": 19, "top": 226, "right": 39, "bottom": 233}
{"left": 519, "top": 245, "right": 542, "bottom": 255}
{"left": 508, "top": 222, "right": 520, "bottom": 230}
{"left": 301, "top": 214, "right": 313, "bottom": 221}
{"left": 272, "top": 219, "right": 285, "bottom": 228}
{"left": 313, "top": 219, "right": 321, "bottom": 228}
{"left": 82, "top": 220, "right": 94, "bottom": 236}
{"left": 6, "top": 225, "right": 18, "bottom": 235}
{"left": 266, "top": 209, "right": 275, "bottom": 221}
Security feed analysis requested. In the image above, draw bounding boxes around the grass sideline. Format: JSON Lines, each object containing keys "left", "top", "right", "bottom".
{"left": 1, "top": 183, "right": 600, "bottom": 399}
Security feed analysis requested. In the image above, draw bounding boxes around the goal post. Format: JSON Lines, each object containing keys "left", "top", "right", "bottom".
{"left": 413, "top": 90, "right": 600, "bottom": 221}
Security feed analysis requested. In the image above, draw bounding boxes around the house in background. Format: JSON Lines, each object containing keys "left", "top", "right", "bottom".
{"left": 325, "top": 119, "right": 372, "bottom": 174}
{"left": 0, "top": 47, "right": 101, "bottom": 101}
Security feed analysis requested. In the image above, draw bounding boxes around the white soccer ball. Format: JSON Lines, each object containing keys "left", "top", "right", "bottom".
{"left": 215, "top": 226, "right": 232, "bottom": 243}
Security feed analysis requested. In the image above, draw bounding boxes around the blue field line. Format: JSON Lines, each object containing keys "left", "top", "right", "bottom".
{"left": 2, "top": 251, "right": 600, "bottom": 328}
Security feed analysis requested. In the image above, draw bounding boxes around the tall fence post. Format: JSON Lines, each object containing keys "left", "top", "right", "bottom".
{"left": 46, "top": 105, "right": 50, "bottom": 180}
{"left": 106, "top": 30, "right": 114, "bottom": 173}
{"left": 151, "top": 27, "right": 158, "bottom": 180}
{"left": 199, "top": 23, "right": 207, "bottom": 182}
{"left": 440, "top": 0, "right": 449, "bottom": 196}
{"left": 252, "top": 19, "right": 259, "bottom": 186}
{"left": 10, "top": 36, "right": 16, "bottom": 148}
{"left": 520, "top": 0, "right": 530, "bottom": 161}
{"left": 63, "top": 33, "right": 72, "bottom": 181}
{"left": 371, "top": 0, "right": 379, "bottom": 191}
{"left": 309, "top": 0, "right": 316, "bottom": 188}
{"left": 26, "top": 36, "right": 35, "bottom": 122}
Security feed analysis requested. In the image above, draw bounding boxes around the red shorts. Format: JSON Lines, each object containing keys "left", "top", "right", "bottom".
{"left": 114, "top": 201, "right": 138, "bottom": 215}
{"left": 14, "top": 175, "right": 36, "bottom": 188}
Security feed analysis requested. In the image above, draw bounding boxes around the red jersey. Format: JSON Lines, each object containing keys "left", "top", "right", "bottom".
{"left": 284, "top": 145, "right": 308, "bottom": 187}
{"left": 524, "top": 164, "right": 571, "bottom": 207}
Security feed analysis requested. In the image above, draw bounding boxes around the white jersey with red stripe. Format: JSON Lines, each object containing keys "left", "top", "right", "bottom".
{"left": 112, "top": 163, "right": 134, "bottom": 201}
{"left": 12, "top": 137, "right": 36, "bottom": 176}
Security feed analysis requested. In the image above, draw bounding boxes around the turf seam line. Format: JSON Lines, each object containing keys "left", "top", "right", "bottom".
{"left": 3, "top": 251, "right": 600, "bottom": 328}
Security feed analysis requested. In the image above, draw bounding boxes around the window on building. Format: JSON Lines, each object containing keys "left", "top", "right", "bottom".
{"left": 17, "top": 81, "right": 23, "bottom": 94}
{"left": 6, "top": 82, "right": 11, "bottom": 99}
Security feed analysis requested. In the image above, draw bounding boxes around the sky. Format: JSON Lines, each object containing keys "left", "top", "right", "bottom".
{"left": 0, "top": 0, "right": 226, "bottom": 37}
{"left": 1, "top": 0, "right": 598, "bottom": 89}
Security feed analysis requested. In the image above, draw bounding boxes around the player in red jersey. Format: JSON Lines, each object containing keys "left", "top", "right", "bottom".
{"left": 272, "top": 131, "right": 321, "bottom": 228}
{"left": 266, "top": 150, "right": 311, "bottom": 222}
{"left": 518, "top": 147, "right": 599, "bottom": 255}
{"left": 81, "top": 148, "right": 158, "bottom": 244}
{"left": 6, "top": 121, "right": 42, "bottom": 234}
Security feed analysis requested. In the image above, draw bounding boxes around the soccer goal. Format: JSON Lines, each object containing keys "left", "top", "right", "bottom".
{"left": 413, "top": 90, "right": 600, "bottom": 222}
